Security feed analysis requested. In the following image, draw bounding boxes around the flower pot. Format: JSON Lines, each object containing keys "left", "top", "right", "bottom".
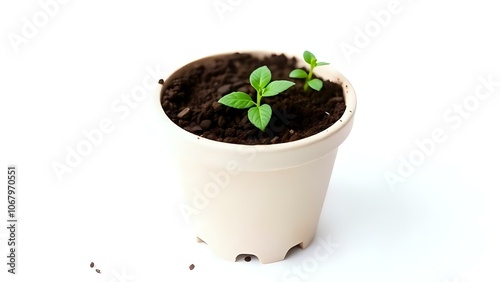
{"left": 157, "top": 51, "right": 356, "bottom": 263}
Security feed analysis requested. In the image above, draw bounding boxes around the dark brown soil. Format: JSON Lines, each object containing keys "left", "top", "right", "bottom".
{"left": 161, "top": 52, "right": 345, "bottom": 145}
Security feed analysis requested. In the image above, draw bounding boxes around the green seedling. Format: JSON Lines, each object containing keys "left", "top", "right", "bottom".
{"left": 218, "top": 66, "right": 295, "bottom": 131}
{"left": 289, "top": 50, "right": 329, "bottom": 92}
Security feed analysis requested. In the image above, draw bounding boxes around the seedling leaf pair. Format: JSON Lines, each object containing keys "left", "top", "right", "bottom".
{"left": 218, "top": 66, "right": 295, "bottom": 131}
{"left": 289, "top": 50, "right": 329, "bottom": 91}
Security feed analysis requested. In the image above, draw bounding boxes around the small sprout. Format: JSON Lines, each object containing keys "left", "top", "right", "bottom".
{"left": 289, "top": 50, "right": 329, "bottom": 92}
{"left": 218, "top": 66, "right": 295, "bottom": 131}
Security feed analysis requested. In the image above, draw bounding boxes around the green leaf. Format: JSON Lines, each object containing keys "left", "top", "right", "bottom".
{"left": 316, "top": 62, "right": 330, "bottom": 66}
{"left": 250, "top": 66, "right": 272, "bottom": 91}
{"left": 218, "top": 92, "right": 255, "bottom": 109}
{"left": 262, "top": 80, "right": 295, "bottom": 97}
{"left": 248, "top": 104, "right": 272, "bottom": 131}
{"left": 303, "top": 50, "right": 316, "bottom": 64}
{"left": 308, "top": 79, "right": 323, "bottom": 91}
{"left": 289, "top": 69, "right": 308, "bottom": 79}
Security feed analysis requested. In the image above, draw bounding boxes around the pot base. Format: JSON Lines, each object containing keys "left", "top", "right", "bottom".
{"left": 196, "top": 235, "right": 314, "bottom": 264}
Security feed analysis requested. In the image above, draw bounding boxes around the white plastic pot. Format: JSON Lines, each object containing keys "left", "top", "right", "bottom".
{"left": 157, "top": 51, "right": 356, "bottom": 264}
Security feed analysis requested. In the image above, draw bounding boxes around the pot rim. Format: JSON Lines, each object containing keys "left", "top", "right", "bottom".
{"left": 158, "top": 50, "right": 357, "bottom": 153}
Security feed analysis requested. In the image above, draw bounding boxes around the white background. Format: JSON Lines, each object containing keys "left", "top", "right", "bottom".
{"left": 1, "top": 0, "right": 500, "bottom": 281}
